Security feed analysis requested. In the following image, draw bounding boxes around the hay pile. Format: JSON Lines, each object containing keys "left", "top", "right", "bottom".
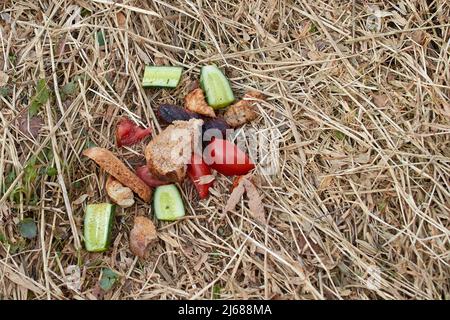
{"left": 0, "top": 0, "right": 449, "bottom": 299}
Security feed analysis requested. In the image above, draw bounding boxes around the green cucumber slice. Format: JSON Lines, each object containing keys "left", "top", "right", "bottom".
{"left": 142, "top": 66, "right": 183, "bottom": 88}
{"left": 84, "top": 203, "right": 115, "bottom": 252}
{"left": 153, "top": 184, "right": 185, "bottom": 221}
{"left": 200, "top": 65, "right": 235, "bottom": 109}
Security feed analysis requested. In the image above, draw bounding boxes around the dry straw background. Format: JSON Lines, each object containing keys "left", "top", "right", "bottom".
{"left": 0, "top": 0, "right": 449, "bottom": 300}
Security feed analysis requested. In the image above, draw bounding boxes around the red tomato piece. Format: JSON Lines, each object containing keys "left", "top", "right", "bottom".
{"left": 203, "top": 138, "right": 255, "bottom": 176}
{"left": 135, "top": 165, "right": 168, "bottom": 187}
{"left": 116, "top": 117, "right": 151, "bottom": 147}
{"left": 187, "top": 153, "right": 213, "bottom": 199}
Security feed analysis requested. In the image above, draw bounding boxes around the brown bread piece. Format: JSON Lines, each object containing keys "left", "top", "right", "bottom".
{"left": 105, "top": 175, "right": 135, "bottom": 208}
{"left": 83, "top": 147, "right": 152, "bottom": 202}
{"left": 145, "top": 119, "right": 203, "bottom": 183}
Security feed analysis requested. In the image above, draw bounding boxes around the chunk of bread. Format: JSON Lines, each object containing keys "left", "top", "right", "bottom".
{"left": 105, "top": 175, "right": 135, "bottom": 208}
{"left": 145, "top": 119, "right": 203, "bottom": 183}
{"left": 83, "top": 147, "right": 152, "bottom": 202}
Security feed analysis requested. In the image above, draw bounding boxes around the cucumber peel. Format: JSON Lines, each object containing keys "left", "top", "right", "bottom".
{"left": 153, "top": 184, "right": 185, "bottom": 221}
{"left": 142, "top": 66, "right": 183, "bottom": 88}
{"left": 200, "top": 65, "right": 235, "bottom": 109}
{"left": 84, "top": 203, "right": 115, "bottom": 252}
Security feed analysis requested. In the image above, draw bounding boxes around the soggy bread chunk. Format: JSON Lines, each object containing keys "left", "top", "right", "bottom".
{"left": 224, "top": 91, "right": 265, "bottom": 127}
{"left": 83, "top": 147, "right": 152, "bottom": 202}
{"left": 105, "top": 176, "right": 135, "bottom": 208}
{"left": 145, "top": 119, "right": 203, "bottom": 183}
{"left": 184, "top": 88, "right": 216, "bottom": 118}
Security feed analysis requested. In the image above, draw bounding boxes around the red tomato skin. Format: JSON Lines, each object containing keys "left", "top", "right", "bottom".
{"left": 116, "top": 118, "right": 151, "bottom": 147}
{"left": 187, "top": 154, "right": 213, "bottom": 199}
{"left": 204, "top": 138, "right": 255, "bottom": 176}
{"left": 135, "top": 165, "right": 168, "bottom": 187}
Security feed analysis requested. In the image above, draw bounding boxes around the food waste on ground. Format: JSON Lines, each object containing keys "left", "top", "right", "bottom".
{"left": 83, "top": 64, "right": 266, "bottom": 258}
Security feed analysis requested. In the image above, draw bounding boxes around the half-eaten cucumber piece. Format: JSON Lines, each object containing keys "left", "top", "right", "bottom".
{"left": 200, "top": 65, "right": 235, "bottom": 109}
{"left": 153, "top": 184, "right": 185, "bottom": 221}
{"left": 84, "top": 203, "right": 115, "bottom": 252}
{"left": 142, "top": 66, "right": 183, "bottom": 88}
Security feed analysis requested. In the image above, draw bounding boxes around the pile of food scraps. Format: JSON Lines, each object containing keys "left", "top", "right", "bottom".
{"left": 82, "top": 64, "right": 267, "bottom": 259}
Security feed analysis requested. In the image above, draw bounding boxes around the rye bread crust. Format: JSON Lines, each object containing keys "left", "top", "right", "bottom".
{"left": 145, "top": 119, "right": 203, "bottom": 183}
{"left": 83, "top": 147, "right": 152, "bottom": 202}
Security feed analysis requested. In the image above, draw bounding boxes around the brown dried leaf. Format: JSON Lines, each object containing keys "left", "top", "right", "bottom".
{"left": 116, "top": 12, "right": 126, "bottom": 28}
{"left": 224, "top": 179, "right": 246, "bottom": 213}
{"left": 104, "top": 104, "right": 116, "bottom": 122}
{"left": 135, "top": 46, "right": 151, "bottom": 64}
{"left": 297, "top": 233, "right": 323, "bottom": 254}
{"left": 224, "top": 175, "right": 266, "bottom": 223}
{"left": 242, "top": 179, "right": 266, "bottom": 223}
{"left": 17, "top": 114, "right": 43, "bottom": 139}
{"left": 318, "top": 176, "right": 333, "bottom": 190}
{"left": 245, "top": 91, "right": 266, "bottom": 100}
{"left": 56, "top": 37, "right": 68, "bottom": 57}
{"left": 130, "top": 216, "right": 157, "bottom": 258}
{"left": 411, "top": 30, "right": 426, "bottom": 45}
{"left": 184, "top": 88, "right": 216, "bottom": 118}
